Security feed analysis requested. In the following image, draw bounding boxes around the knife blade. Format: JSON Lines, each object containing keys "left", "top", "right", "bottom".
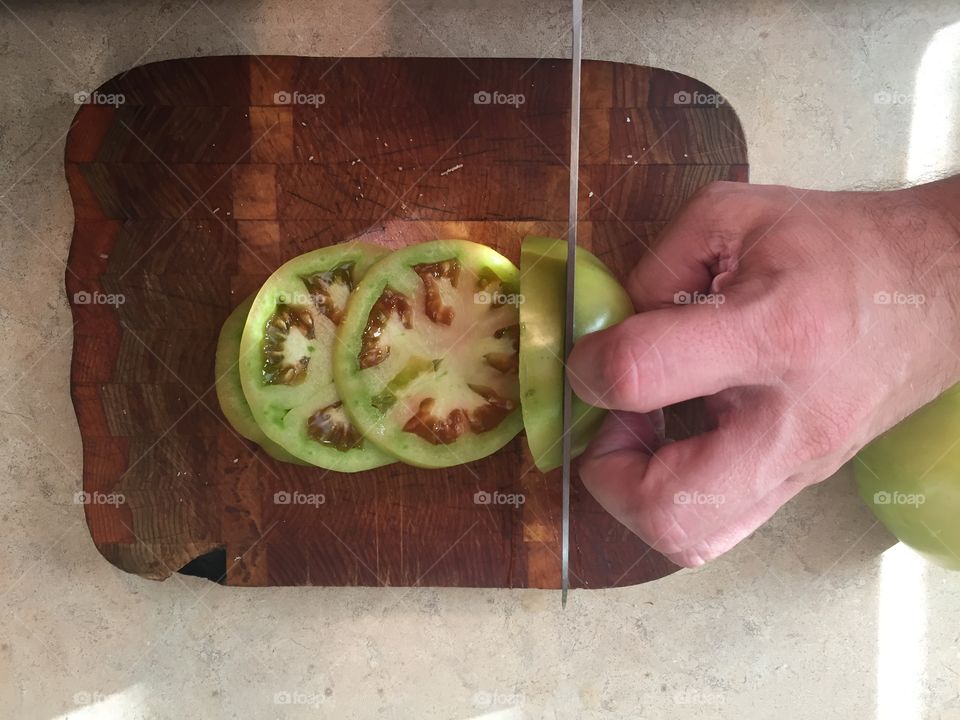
{"left": 561, "top": 0, "right": 583, "bottom": 608}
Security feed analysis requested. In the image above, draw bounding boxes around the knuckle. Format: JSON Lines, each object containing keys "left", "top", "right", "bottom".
{"left": 642, "top": 505, "right": 691, "bottom": 556}
{"left": 634, "top": 444, "right": 696, "bottom": 555}
{"left": 577, "top": 448, "right": 606, "bottom": 480}
{"left": 692, "top": 180, "right": 741, "bottom": 204}
{"left": 686, "top": 181, "right": 748, "bottom": 224}
{"left": 791, "top": 403, "right": 863, "bottom": 467}
{"left": 794, "top": 422, "right": 838, "bottom": 465}
{"left": 676, "top": 182, "right": 750, "bottom": 259}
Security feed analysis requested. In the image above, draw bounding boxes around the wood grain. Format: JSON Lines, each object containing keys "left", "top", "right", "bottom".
{"left": 65, "top": 56, "right": 748, "bottom": 588}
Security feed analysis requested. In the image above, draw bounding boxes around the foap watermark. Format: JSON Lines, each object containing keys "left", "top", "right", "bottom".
{"left": 673, "top": 90, "right": 725, "bottom": 107}
{"left": 73, "top": 290, "right": 125, "bottom": 307}
{"left": 874, "top": 290, "right": 925, "bottom": 306}
{"left": 274, "top": 90, "right": 326, "bottom": 107}
{"left": 874, "top": 90, "right": 911, "bottom": 106}
{"left": 874, "top": 490, "right": 925, "bottom": 507}
{"left": 273, "top": 690, "right": 327, "bottom": 708}
{"left": 474, "top": 490, "right": 525, "bottom": 508}
{"left": 74, "top": 90, "right": 125, "bottom": 107}
{"left": 273, "top": 490, "right": 326, "bottom": 507}
{"left": 674, "top": 490, "right": 725, "bottom": 507}
{"left": 473, "top": 90, "right": 526, "bottom": 108}
{"left": 674, "top": 290, "right": 724, "bottom": 307}
{"left": 472, "top": 690, "right": 525, "bottom": 709}
{"left": 74, "top": 490, "right": 125, "bottom": 507}
{"left": 474, "top": 290, "right": 525, "bottom": 306}
{"left": 276, "top": 290, "right": 314, "bottom": 305}
{"left": 73, "top": 691, "right": 108, "bottom": 706}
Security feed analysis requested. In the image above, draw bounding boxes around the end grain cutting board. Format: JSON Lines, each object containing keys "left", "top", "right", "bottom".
{"left": 65, "top": 56, "right": 748, "bottom": 588}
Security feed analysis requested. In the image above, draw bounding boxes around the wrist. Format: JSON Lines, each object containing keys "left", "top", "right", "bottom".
{"left": 902, "top": 176, "right": 960, "bottom": 385}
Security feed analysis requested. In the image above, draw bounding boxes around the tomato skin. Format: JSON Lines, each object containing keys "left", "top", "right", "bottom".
{"left": 239, "top": 242, "right": 395, "bottom": 472}
{"left": 215, "top": 295, "right": 305, "bottom": 464}
{"left": 855, "top": 383, "right": 960, "bottom": 569}
{"left": 519, "top": 237, "right": 634, "bottom": 471}
{"left": 333, "top": 240, "right": 523, "bottom": 469}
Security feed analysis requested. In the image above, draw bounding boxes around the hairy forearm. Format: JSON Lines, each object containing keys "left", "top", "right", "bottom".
{"left": 914, "top": 174, "right": 960, "bottom": 229}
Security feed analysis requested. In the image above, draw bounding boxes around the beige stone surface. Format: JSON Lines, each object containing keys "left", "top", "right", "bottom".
{"left": 1, "top": 1, "right": 959, "bottom": 718}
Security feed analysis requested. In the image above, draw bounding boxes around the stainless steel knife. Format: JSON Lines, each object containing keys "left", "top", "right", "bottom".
{"left": 561, "top": 0, "right": 583, "bottom": 608}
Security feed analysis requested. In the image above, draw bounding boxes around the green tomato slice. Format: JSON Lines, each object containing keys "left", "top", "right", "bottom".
{"left": 333, "top": 239, "right": 523, "bottom": 468}
{"left": 519, "top": 236, "right": 634, "bottom": 471}
{"left": 239, "top": 242, "right": 395, "bottom": 472}
{"left": 215, "top": 294, "right": 304, "bottom": 464}
{"left": 856, "top": 382, "right": 960, "bottom": 570}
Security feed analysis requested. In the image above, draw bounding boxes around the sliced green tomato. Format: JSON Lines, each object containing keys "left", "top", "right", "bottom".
{"left": 856, "top": 383, "right": 960, "bottom": 570}
{"left": 215, "top": 295, "right": 304, "bottom": 464}
{"left": 333, "top": 239, "right": 523, "bottom": 468}
{"left": 239, "top": 242, "right": 395, "bottom": 472}
{"left": 519, "top": 237, "right": 634, "bottom": 471}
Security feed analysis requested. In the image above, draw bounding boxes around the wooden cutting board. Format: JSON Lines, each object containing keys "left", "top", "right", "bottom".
{"left": 65, "top": 56, "right": 747, "bottom": 588}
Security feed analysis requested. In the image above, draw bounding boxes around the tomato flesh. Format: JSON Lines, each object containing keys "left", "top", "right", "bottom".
{"left": 239, "top": 243, "right": 395, "bottom": 471}
{"left": 215, "top": 295, "right": 305, "bottom": 463}
{"left": 333, "top": 240, "right": 523, "bottom": 468}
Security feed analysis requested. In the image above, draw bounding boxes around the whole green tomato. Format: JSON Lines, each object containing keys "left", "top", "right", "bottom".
{"left": 856, "top": 383, "right": 960, "bottom": 569}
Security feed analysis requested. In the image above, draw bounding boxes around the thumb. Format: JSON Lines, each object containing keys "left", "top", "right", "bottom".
{"left": 568, "top": 301, "right": 769, "bottom": 413}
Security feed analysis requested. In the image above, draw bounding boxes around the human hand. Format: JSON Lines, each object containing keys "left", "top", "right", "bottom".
{"left": 567, "top": 178, "right": 960, "bottom": 567}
